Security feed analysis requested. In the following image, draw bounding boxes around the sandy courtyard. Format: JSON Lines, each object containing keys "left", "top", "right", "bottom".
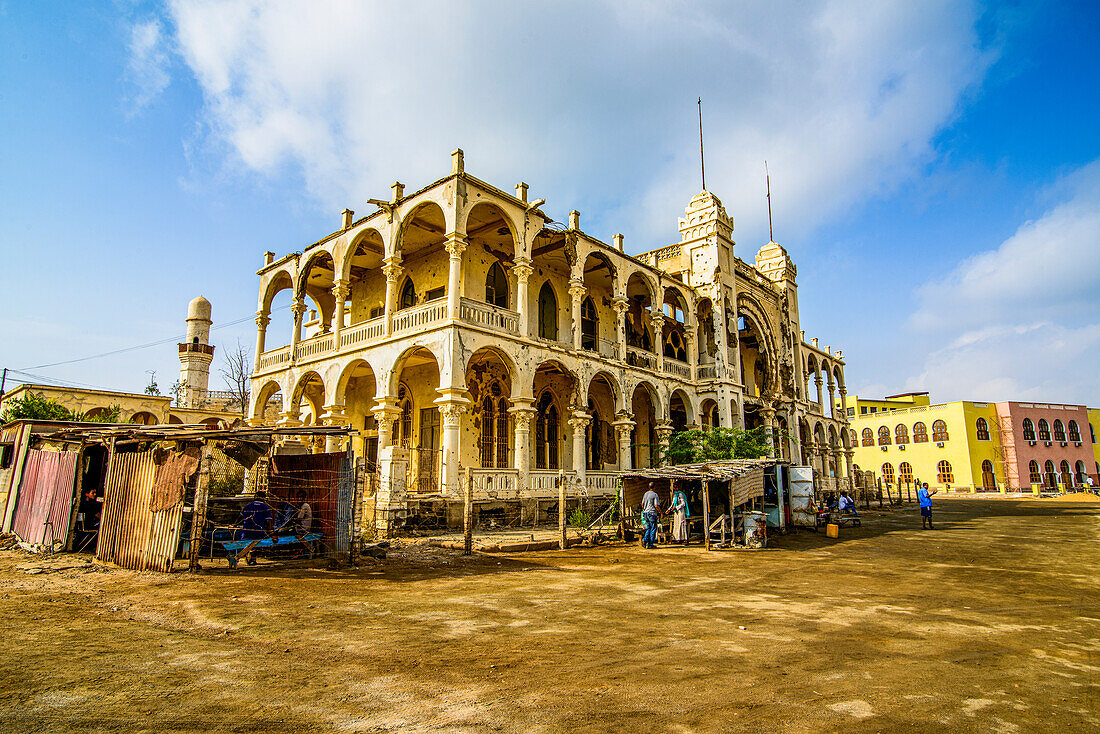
{"left": 0, "top": 497, "right": 1097, "bottom": 733}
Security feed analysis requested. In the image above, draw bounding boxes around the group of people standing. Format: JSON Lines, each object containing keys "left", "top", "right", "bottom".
{"left": 639, "top": 481, "right": 691, "bottom": 549}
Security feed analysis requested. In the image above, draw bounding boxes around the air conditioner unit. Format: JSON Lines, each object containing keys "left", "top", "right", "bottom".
{"left": 1074, "top": 442, "right": 1082, "bottom": 447}
{"left": 880, "top": 446, "right": 888, "bottom": 452}
{"left": 1028, "top": 441, "right": 1036, "bottom": 446}
{"left": 899, "top": 444, "right": 906, "bottom": 451}
{"left": 936, "top": 442, "right": 945, "bottom": 448}
{"left": 1060, "top": 442, "right": 1067, "bottom": 447}
{"left": 1044, "top": 441, "right": 1052, "bottom": 447}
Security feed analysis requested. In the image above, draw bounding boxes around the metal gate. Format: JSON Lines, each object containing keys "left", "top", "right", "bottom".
{"left": 788, "top": 465, "right": 815, "bottom": 527}
{"left": 11, "top": 450, "right": 79, "bottom": 548}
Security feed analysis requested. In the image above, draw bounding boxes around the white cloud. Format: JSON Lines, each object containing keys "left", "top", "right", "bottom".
{"left": 125, "top": 18, "right": 171, "bottom": 112}
{"left": 905, "top": 160, "right": 1100, "bottom": 404}
{"left": 164, "top": 0, "right": 990, "bottom": 247}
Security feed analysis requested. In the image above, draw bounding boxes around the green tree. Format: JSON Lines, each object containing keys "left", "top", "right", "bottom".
{"left": 663, "top": 426, "right": 772, "bottom": 465}
{"left": 144, "top": 371, "right": 161, "bottom": 396}
{"left": 0, "top": 392, "right": 71, "bottom": 422}
{"left": 72, "top": 405, "right": 122, "bottom": 423}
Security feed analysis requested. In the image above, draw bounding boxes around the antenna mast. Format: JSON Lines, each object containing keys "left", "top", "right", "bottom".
{"left": 698, "top": 97, "right": 706, "bottom": 191}
{"left": 765, "top": 160, "right": 774, "bottom": 242}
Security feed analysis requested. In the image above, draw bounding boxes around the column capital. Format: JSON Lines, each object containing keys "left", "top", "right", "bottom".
{"left": 435, "top": 400, "right": 468, "bottom": 425}
{"left": 656, "top": 421, "right": 674, "bottom": 438}
{"left": 276, "top": 411, "right": 302, "bottom": 428}
{"left": 568, "top": 280, "right": 587, "bottom": 301}
{"left": 291, "top": 299, "right": 307, "bottom": 318}
{"left": 382, "top": 259, "right": 404, "bottom": 282}
{"left": 568, "top": 412, "right": 591, "bottom": 432}
{"left": 444, "top": 234, "right": 468, "bottom": 258}
{"left": 611, "top": 296, "right": 629, "bottom": 314}
{"left": 255, "top": 312, "right": 271, "bottom": 328}
{"left": 331, "top": 280, "right": 350, "bottom": 299}
{"left": 508, "top": 402, "right": 537, "bottom": 430}
{"left": 321, "top": 403, "right": 350, "bottom": 425}
{"left": 511, "top": 258, "right": 533, "bottom": 281}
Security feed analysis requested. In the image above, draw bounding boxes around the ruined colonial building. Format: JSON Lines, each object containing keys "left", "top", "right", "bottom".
{"left": 248, "top": 151, "right": 851, "bottom": 528}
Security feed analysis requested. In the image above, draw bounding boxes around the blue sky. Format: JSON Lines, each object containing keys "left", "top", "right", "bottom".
{"left": 1, "top": 1, "right": 1097, "bottom": 405}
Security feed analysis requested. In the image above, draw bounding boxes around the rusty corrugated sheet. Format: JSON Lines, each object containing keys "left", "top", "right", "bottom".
{"left": 11, "top": 450, "right": 79, "bottom": 548}
{"left": 97, "top": 450, "right": 185, "bottom": 572}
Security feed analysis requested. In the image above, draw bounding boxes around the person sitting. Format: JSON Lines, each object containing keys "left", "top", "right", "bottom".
{"left": 295, "top": 501, "right": 312, "bottom": 536}
{"left": 237, "top": 491, "right": 273, "bottom": 541}
{"left": 837, "top": 490, "right": 858, "bottom": 515}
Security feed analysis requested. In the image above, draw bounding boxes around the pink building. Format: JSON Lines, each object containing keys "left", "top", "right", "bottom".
{"left": 995, "top": 402, "right": 1096, "bottom": 489}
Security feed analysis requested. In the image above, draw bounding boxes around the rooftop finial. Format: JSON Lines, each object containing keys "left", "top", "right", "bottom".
{"left": 765, "top": 160, "right": 774, "bottom": 243}
{"left": 698, "top": 97, "right": 706, "bottom": 192}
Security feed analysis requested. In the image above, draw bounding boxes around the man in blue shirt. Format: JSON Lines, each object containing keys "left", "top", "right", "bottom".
{"left": 917, "top": 482, "right": 938, "bottom": 529}
{"left": 238, "top": 491, "right": 274, "bottom": 540}
{"left": 640, "top": 482, "right": 662, "bottom": 549}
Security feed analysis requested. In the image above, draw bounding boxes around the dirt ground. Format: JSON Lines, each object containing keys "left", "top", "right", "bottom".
{"left": 1, "top": 498, "right": 1097, "bottom": 733}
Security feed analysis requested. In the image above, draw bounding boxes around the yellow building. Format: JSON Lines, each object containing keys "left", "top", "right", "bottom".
{"left": 836, "top": 391, "right": 930, "bottom": 419}
{"left": 850, "top": 396, "right": 1100, "bottom": 492}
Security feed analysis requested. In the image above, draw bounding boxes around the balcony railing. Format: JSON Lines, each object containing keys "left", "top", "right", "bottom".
{"left": 295, "top": 332, "right": 333, "bottom": 361}
{"left": 393, "top": 298, "right": 447, "bottom": 335}
{"left": 257, "top": 345, "right": 291, "bottom": 370}
{"left": 460, "top": 298, "right": 518, "bottom": 333}
{"left": 697, "top": 362, "right": 722, "bottom": 380}
{"left": 468, "top": 468, "right": 519, "bottom": 499}
{"left": 664, "top": 357, "right": 692, "bottom": 379}
{"left": 339, "top": 316, "right": 384, "bottom": 349}
{"left": 626, "top": 346, "right": 658, "bottom": 371}
{"left": 583, "top": 471, "right": 620, "bottom": 495}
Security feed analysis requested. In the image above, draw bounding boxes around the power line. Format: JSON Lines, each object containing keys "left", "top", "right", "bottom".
{"left": 19, "top": 304, "right": 289, "bottom": 371}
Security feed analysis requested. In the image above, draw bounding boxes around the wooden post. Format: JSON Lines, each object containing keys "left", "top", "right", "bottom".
{"left": 720, "top": 514, "right": 727, "bottom": 546}
{"left": 559, "top": 470, "right": 567, "bottom": 550}
{"left": 188, "top": 445, "right": 213, "bottom": 572}
{"left": 463, "top": 467, "right": 473, "bottom": 556}
{"left": 703, "top": 481, "right": 711, "bottom": 551}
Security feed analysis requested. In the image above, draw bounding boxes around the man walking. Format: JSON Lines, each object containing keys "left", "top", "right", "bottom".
{"left": 917, "top": 482, "right": 938, "bottom": 529}
{"left": 641, "top": 482, "right": 662, "bottom": 549}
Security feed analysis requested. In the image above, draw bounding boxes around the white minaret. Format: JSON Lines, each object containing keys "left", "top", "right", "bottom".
{"left": 178, "top": 296, "right": 214, "bottom": 408}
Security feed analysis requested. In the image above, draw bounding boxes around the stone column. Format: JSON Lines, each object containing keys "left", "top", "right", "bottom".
{"left": 685, "top": 330, "right": 697, "bottom": 380}
{"left": 372, "top": 397, "right": 401, "bottom": 448}
{"left": 613, "top": 415, "right": 636, "bottom": 471}
{"left": 827, "top": 380, "right": 836, "bottom": 418}
{"left": 656, "top": 421, "right": 674, "bottom": 466}
{"left": 382, "top": 257, "right": 403, "bottom": 337}
{"left": 839, "top": 387, "right": 849, "bottom": 418}
{"left": 331, "top": 280, "right": 349, "bottom": 345}
{"left": 289, "top": 298, "right": 306, "bottom": 363}
{"left": 762, "top": 406, "right": 777, "bottom": 459}
{"left": 445, "top": 235, "right": 468, "bottom": 320}
{"left": 509, "top": 399, "right": 536, "bottom": 493}
{"left": 569, "top": 412, "right": 591, "bottom": 488}
{"left": 569, "top": 280, "right": 587, "bottom": 350}
{"left": 253, "top": 312, "right": 270, "bottom": 372}
{"left": 321, "top": 403, "right": 349, "bottom": 452}
{"left": 651, "top": 312, "right": 665, "bottom": 372}
{"left": 612, "top": 296, "right": 628, "bottom": 361}
{"left": 435, "top": 393, "right": 470, "bottom": 498}
{"left": 814, "top": 375, "right": 824, "bottom": 413}
{"left": 511, "top": 258, "right": 533, "bottom": 336}
{"left": 844, "top": 449, "right": 855, "bottom": 482}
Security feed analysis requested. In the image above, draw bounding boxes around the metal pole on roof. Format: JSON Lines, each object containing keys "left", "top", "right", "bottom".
{"left": 0, "top": 367, "right": 7, "bottom": 404}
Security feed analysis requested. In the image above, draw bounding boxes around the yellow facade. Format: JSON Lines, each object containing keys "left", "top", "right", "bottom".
{"left": 849, "top": 400, "right": 1005, "bottom": 491}
{"left": 837, "top": 392, "right": 930, "bottom": 420}
{"left": 1089, "top": 409, "right": 1100, "bottom": 474}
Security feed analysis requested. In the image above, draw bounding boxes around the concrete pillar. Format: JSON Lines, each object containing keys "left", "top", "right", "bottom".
{"left": 445, "top": 235, "right": 468, "bottom": 320}
{"left": 762, "top": 406, "right": 776, "bottom": 459}
{"left": 435, "top": 393, "right": 470, "bottom": 498}
{"left": 331, "top": 280, "right": 349, "bottom": 345}
{"left": 686, "top": 329, "right": 698, "bottom": 379}
{"left": 814, "top": 376, "right": 823, "bottom": 413}
{"left": 612, "top": 296, "right": 628, "bottom": 360}
{"left": 372, "top": 397, "right": 401, "bottom": 448}
{"left": 382, "top": 257, "right": 403, "bottom": 337}
{"left": 613, "top": 416, "right": 635, "bottom": 471}
{"left": 253, "top": 312, "right": 270, "bottom": 372}
{"left": 290, "top": 298, "right": 306, "bottom": 362}
{"left": 509, "top": 399, "right": 536, "bottom": 493}
{"left": 511, "top": 258, "right": 533, "bottom": 336}
{"left": 827, "top": 381, "right": 836, "bottom": 418}
{"left": 839, "top": 387, "right": 849, "bottom": 418}
{"left": 656, "top": 421, "right": 674, "bottom": 466}
{"left": 570, "top": 412, "right": 591, "bottom": 488}
{"left": 321, "top": 404, "right": 349, "bottom": 452}
{"left": 569, "top": 280, "right": 587, "bottom": 350}
{"left": 844, "top": 449, "right": 854, "bottom": 480}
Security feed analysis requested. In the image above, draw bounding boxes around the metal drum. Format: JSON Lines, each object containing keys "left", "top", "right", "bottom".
{"left": 743, "top": 511, "right": 768, "bottom": 548}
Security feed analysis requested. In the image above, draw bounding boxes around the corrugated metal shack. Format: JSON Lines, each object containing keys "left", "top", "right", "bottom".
{"left": 7, "top": 422, "right": 353, "bottom": 572}
{"left": 618, "top": 459, "right": 788, "bottom": 547}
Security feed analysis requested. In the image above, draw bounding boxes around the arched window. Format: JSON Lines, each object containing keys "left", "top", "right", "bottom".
{"left": 1060, "top": 460, "right": 1072, "bottom": 486}
{"left": 535, "top": 391, "right": 559, "bottom": 469}
{"left": 881, "top": 463, "right": 895, "bottom": 485}
{"left": 399, "top": 278, "right": 416, "bottom": 311}
{"left": 877, "top": 426, "right": 891, "bottom": 446}
{"left": 1053, "top": 420, "right": 1066, "bottom": 442}
{"left": 937, "top": 460, "right": 953, "bottom": 484}
{"left": 849, "top": 429, "right": 857, "bottom": 447}
{"left": 1044, "top": 460, "right": 1057, "bottom": 488}
{"left": 477, "top": 381, "right": 511, "bottom": 468}
{"left": 580, "top": 296, "right": 598, "bottom": 350}
{"left": 485, "top": 262, "right": 508, "bottom": 308}
{"left": 981, "top": 460, "right": 995, "bottom": 489}
{"left": 862, "top": 428, "right": 874, "bottom": 447}
{"left": 1075, "top": 460, "right": 1087, "bottom": 484}
{"left": 1028, "top": 460, "right": 1041, "bottom": 485}
{"left": 931, "top": 420, "right": 949, "bottom": 442}
{"left": 895, "top": 424, "right": 909, "bottom": 444}
{"left": 1091, "top": 424, "right": 1097, "bottom": 443}
{"left": 1022, "top": 418, "right": 1036, "bottom": 441}
{"left": 587, "top": 404, "right": 602, "bottom": 470}
{"left": 1037, "top": 419, "right": 1051, "bottom": 441}
{"left": 975, "top": 418, "right": 990, "bottom": 441}
{"left": 1068, "top": 420, "right": 1081, "bottom": 443}
{"left": 899, "top": 462, "right": 913, "bottom": 483}
{"left": 913, "top": 422, "right": 928, "bottom": 443}
{"left": 394, "top": 384, "right": 413, "bottom": 447}
{"left": 538, "top": 282, "right": 558, "bottom": 341}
